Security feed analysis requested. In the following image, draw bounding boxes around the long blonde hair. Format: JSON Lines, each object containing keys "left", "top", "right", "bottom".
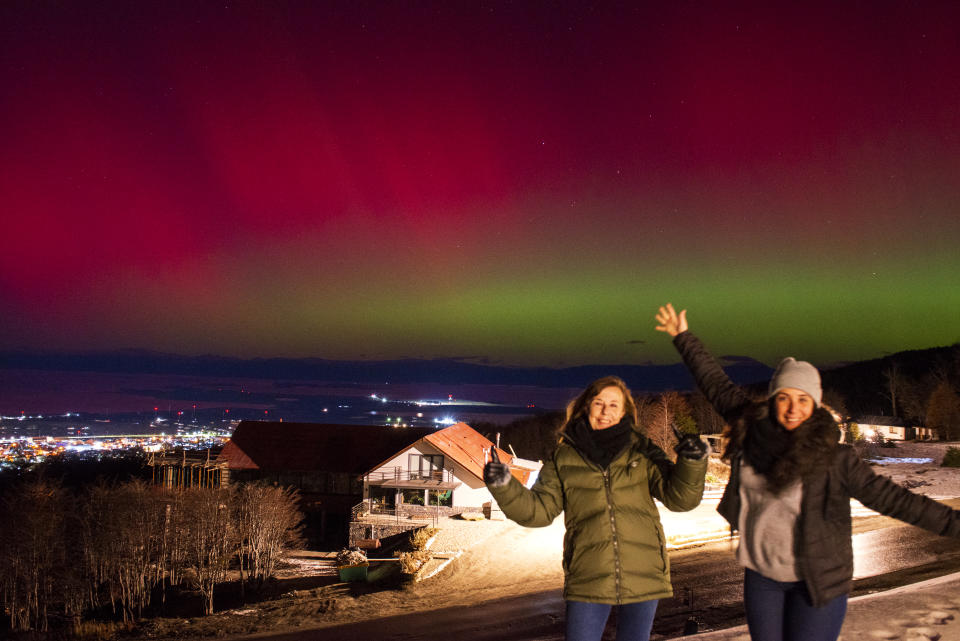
{"left": 562, "top": 375, "right": 638, "bottom": 431}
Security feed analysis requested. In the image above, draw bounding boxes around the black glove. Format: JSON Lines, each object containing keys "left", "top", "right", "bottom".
{"left": 672, "top": 424, "right": 708, "bottom": 460}
{"left": 483, "top": 446, "right": 512, "bottom": 487}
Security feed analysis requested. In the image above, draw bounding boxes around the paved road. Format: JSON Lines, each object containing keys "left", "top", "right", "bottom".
{"left": 249, "top": 507, "right": 960, "bottom": 641}
{"left": 659, "top": 519, "right": 960, "bottom": 636}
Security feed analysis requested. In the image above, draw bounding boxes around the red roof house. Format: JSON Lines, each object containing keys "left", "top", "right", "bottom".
{"left": 362, "top": 422, "right": 540, "bottom": 515}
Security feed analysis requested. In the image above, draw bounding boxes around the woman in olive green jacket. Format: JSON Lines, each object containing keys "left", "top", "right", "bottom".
{"left": 484, "top": 375, "right": 708, "bottom": 641}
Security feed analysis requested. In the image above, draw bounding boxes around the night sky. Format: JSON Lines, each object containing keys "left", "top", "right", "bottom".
{"left": 2, "top": 1, "right": 958, "bottom": 369}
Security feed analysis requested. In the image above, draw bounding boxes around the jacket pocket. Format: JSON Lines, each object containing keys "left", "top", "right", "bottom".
{"left": 640, "top": 510, "right": 668, "bottom": 573}
{"left": 821, "top": 475, "right": 851, "bottom": 533}
{"left": 563, "top": 526, "right": 577, "bottom": 574}
{"left": 656, "top": 522, "right": 668, "bottom": 572}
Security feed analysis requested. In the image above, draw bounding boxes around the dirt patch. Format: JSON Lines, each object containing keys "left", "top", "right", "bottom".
{"left": 863, "top": 441, "right": 960, "bottom": 499}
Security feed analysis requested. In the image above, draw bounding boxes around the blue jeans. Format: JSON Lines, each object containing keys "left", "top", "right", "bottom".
{"left": 565, "top": 599, "right": 658, "bottom": 641}
{"left": 743, "top": 568, "right": 847, "bottom": 641}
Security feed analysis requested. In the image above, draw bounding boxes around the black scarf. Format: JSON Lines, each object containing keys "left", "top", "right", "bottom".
{"left": 742, "top": 411, "right": 793, "bottom": 477}
{"left": 565, "top": 415, "right": 633, "bottom": 469}
{"left": 737, "top": 401, "right": 839, "bottom": 494}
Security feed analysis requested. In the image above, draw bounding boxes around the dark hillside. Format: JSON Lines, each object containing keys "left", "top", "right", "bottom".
{"left": 819, "top": 343, "right": 960, "bottom": 420}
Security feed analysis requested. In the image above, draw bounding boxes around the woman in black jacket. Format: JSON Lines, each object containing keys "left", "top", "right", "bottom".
{"left": 655, "top": 303, "right": 960, "bottom": 641}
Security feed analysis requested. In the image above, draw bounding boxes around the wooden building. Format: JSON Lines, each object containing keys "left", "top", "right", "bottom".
{"left": 217, "top": 421, "right": 438, "bottom": 545}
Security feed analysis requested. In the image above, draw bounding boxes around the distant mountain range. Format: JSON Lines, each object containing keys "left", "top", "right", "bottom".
{"left": 2, "top": 342, "right": 956, "bottom": 418}
{"left": 0, "top": 348, "right": 773, "bottom": 392}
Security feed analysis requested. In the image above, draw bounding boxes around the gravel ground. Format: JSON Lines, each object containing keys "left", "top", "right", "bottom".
{"left": 429, "top": 516, "right": 515, "bottom": 554}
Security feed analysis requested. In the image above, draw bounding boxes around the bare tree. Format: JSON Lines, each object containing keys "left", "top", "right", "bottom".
{"left": 0, "top": 481, "right": 70, "bottom": 632}
{"left": 80, "top": 481, "right": 167, "bottom": 623}
{"left": 641, "top": 391, "right": 693, "bottom": 456}
{"left": 926, "top": 380, "right": 960, "bottom": 441}
{"left": 235, "top": 484, "right": 304, "bottom": 592}
{"left": 899, "top": 376, "right": 929, "bottom": 425}
{"left": 183, "top": 487, "right": 236, "bottom": 615}
{"left": 0, "top": 477, "right": 306, "bottom": 631}
{"left": 687, "top": 391, "right": 726, "bottom": 435}
{"left": 160, "top": 488, "right": 190, "bottom": 598}
{"left": 821, "top": 389, "right": 848, "bottom": 420}
{"left": 882, "top": 362, "right": 903, "bottom": 417}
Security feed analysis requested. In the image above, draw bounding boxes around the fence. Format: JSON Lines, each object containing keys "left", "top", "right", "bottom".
{"left": 148, "top": 450, "right": 229, "bottom": 489}
{"left": 362, "top": 468, "right": 454, "bottom": 484}
{"left": 347, "top": 499, "right": 486, "bottom": 547}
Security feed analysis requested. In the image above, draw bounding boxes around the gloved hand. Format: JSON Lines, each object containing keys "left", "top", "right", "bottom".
{"left": 672, "top": 424, "right": 709, "bottom": 460}
{"left": 483, "top": 446, "right": 512, "bottom": 487}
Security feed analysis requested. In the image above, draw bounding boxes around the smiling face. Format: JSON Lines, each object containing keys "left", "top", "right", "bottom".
{"left": 774, "top": 388, "right": 815, "bottom": 430}
{"left": 587, "top": 385, "right": 627, "bottom": 430}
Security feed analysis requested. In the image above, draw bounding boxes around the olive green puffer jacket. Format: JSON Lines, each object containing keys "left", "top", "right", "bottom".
{"left": 489, "top": 430, "right": 707, "bottom": 604}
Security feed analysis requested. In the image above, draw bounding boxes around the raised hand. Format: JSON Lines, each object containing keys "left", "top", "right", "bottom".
{"left": 672, "top": 423, "right": 709, "bottom": 461}
{"left": 655, "top": 303, "right": 688, "bottom": 337}
{"left": 484, "top": 446, "right": 512, "bottom": 487}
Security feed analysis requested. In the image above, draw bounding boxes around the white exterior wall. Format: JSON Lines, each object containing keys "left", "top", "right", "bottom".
{"left": 916, "top": 426, "right": 937, "bottom": 440}
{"left": 368, "top": 444, "right": 428, "bottom": 480}
{"left": 862, "top": 424, "right": 907, "bottom": 441}
{"left": 446, "top": 460, "right": 493, "bottom": 508}
{"left": 364, "top": 441, "right": 495, "bottom": 508}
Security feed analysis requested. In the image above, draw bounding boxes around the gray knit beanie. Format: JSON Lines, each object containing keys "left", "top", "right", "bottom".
{"left": 768, "top": 357, "right": 822, "bottom": 407}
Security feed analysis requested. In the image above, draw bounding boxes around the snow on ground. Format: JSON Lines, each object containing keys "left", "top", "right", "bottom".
{"left": 862, "top": 442, "right": 960, "bottom": 499}
{"left": 138, "top": 442, "right": 960, "bottom": 640}
{"left": 872, "top": 457, "right": 934, "bottom": 465}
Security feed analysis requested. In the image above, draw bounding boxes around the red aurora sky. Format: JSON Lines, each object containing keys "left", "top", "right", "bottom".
{"left": 2, "top": 1, "right": 959, "bottom": 367}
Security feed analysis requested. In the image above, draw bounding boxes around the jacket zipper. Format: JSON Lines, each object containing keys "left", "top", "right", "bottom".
{"left": 602, "top": 467, "right": 622, "bottom": 605}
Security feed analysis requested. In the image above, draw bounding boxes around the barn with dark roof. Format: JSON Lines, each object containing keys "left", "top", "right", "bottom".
{"left": 218, "top": 421, "right": 436, "bottom": 543}
{"left": 217, "top": 420, "right": 541, "bottom": 546}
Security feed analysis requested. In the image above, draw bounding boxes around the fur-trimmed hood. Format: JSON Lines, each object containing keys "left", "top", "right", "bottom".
{"left": 724, "top": 403, "right": 841, "bottom": 494}
{"left": 674, "top": 330, "right": 960, "bottom": 607}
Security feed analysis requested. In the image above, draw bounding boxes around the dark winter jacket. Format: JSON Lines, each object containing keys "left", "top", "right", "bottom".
{"left": 489, "top": 424, "right": 707, "bottom": 604}
{"left": 674, "top": 331, "right": 960, "bottom": 606}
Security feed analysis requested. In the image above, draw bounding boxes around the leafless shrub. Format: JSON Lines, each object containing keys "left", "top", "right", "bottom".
{"left": 81, "top": 480, "right": 166, "bottom": 622}
{"left": 706, "top": 457, "right": 730, "bottom": 485}
{"left": 181, "top": 487, "right": 236, "bottom": 615}
{"left": 157, "top": 488, "right": 189, "bottom": 601}
{"left": 72, "top": 619, "right": 134, "bottom": 640}
{"left": 397, "top": 550, "right": 431, "bottom": 574}
{"left": 1, "top": 478, "right": 305, "bottom": 631}
{"left": 0, "top": 480, "right": 72, "bottom": 632}
{"left": 641, "top": 391, "right": 694, "bottom": 457}
{"left": 409, "top": 527, "right": 438, "bottom": 551}
{"left": 234, "top": 483, "right": 304, "bottom": 588}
